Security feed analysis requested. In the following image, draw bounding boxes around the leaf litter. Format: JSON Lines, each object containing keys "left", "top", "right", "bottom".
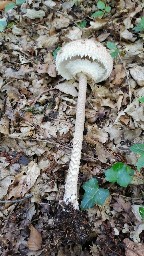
{"left": 0, "top": 0, "right": 144, "bottom": 255}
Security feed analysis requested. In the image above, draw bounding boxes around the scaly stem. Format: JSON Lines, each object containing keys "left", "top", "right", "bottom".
{"left": 63, "top": 73, "right": 87, "bottom": 209}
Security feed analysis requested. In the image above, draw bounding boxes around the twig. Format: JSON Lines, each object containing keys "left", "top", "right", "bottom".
{"left": 0, "top": 194, "right": 32, "bottom": 204}
{"left": 118, "top": 53, "right": 132, "bottom": 103}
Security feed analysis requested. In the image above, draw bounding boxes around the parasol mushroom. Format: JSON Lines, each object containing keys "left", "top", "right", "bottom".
{"left": 56, "top": 39, "right": 113, "bottom": 209}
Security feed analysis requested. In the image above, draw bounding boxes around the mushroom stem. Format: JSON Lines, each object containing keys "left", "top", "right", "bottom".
{"left": 64, "top": 73, "right": 87, "bottom": 209}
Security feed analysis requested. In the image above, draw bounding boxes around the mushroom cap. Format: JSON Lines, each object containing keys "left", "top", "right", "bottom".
{"left": 56, "top": 39, "right": 113, "bottom": 83}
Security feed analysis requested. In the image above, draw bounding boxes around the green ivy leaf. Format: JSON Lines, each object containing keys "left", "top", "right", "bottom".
{"left": 130, "top": 144, "right": 144, "bottom": 155}
{"left": 91, "top": 10, "right": 104, "bottom": 18}
{"left": 136, "top": 155, "right": 144, "bottom": 171}
{"left": 106, "top": 41, "right": 119, "bottom": 58}
{"left": 52, "top": 47, "right": 61, "bottom": 60}
{"left": 105, "top": 162, "right": 134, "bottom": 187}
{"left": 110, "top": 49, "right": 119, "bottom": 58}
{"left": 16, "top": 0, "right": 26, "bottom": 5}
{"left": 0, "top": 18, "right": 7, "bottom": 32}
{"left": 7, "top": 21, "right": 16, "bottom": 29}
{"left": 138, "top": 97, "right": 144, "bottom": 103}
{"left": 139, "top": 206, "right": 144, "bottom": 219}
{"left": 107, "top": 41, "right": 117, "bottom": 50}
{"left": 5, "top": 2, "right": 16, "bottom": 12}
{"left": 97, "top": 1, "right": 105, "bottom": 10}
{"left": 133, "top": 17, "right": 144, "bottom": 33}
{"left": 81, "top": 178, "right": 110, "bottom": 209}
{"left": 105, "top": 5, "right": 111, "bottom": 13}
{"left": 77, "top": 20, "right": 87, "bottom": 28}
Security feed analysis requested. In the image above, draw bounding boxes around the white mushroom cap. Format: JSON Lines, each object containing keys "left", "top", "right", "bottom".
{"left": 56, "top": 39, "right": 113, "bottom": 83}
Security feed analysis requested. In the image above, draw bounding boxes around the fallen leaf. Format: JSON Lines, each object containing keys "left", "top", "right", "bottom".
{"left": 113, "top": 64, "right": 126, "bottom": 86}
{"left": 36, "top": 35, "right": 59, "bottom": 48}
{"left": 112, "top": 197, "right": 131, "bottom": 213}
{"left": 52, "top": 15, "right": 70, "bottom": 29}
{"left": 47, "top": 63, "right": 56, "bottom": 77}
{"left": 0, "top": 1, "right": 12, "bottom": 10}
{"left": 66, "top": 26, "right": 82, "bottom": 40}
{"left": 120, "top": 29, "right": 136, "bottom": 42}
{"left": 24, "top": 9, "right": 45, "bottom": 19}
{"left": 130, "top": 66, "right": 144, "bottom": 86}
{"left": 124, "top": 238, "right": 144, "bottom": 256}
{"left": 132, "top": 205, "right": 143, "bottom": 222}
{"left": 97, "top": 32, "right": 110, "bottom": 42}
{"left": 0, "top": 116, "right": 9, "bottom": 135}
{"left": 130, "top": 223, "right": 144, "bottom": 243}
{"left": 7, "top": 161, "right": 40, "bottom": 199}
{"left": 27, "top": 225, "right": 42, "bottom": 251}
{"left": 90, "top": 19, "right": 107, "bottom": 30}
{"left": 96, "top": 142, "right": 112, "bottom": 163}
{"left": 44, "top": 0, "right": 56, "bottom": 8}
{"left": 86, "top": 124, "right": 108, "bottom": 144}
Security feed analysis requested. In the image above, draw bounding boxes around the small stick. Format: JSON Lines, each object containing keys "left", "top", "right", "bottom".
{"left": 0, "top": 194, "right": 32, "bottom": 204}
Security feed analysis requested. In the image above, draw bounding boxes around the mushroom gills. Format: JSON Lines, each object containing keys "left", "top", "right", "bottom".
{"left": 66, "top": 58, "right": 105, "bottom": 82}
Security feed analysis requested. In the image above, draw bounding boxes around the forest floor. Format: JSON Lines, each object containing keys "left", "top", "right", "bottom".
{"left": 0, "top": 0, "right": 144, "bottom": 255}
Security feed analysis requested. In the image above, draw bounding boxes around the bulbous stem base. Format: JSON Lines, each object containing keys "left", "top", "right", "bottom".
{"left": 63, "top": 73, "right": 87, "bottom": 209}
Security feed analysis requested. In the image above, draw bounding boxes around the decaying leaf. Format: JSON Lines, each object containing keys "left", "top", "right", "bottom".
{"left": 66, "top": 26, "right": 82, "bottom": 40}
{"left": 24, "top": 9, "right": 45, "bottom": 19}
{"left": 27, "top": 225, "right": 42, "bottom": 251}
{"left": 130, "top": 66, "right": 144, "bottom": 86}
{"left": 86, "top": 124, "right": 108, "bottom": 144}
{"left": 44, "top": 0, "right": 56, "bottom": 8}
{"left": 132, "top": 205, "right": 144, "bottom": 222}
{"left": 36, "top": 35, "right": 59, "bottom": 48}
{"left": 90, "top": 19, "right": 107, "bottom": 30}
{"left": 124, "top": 238, "right": 144, "bottom": 256}
{"left": 120, "top": 29, "right": 136, "bottom": 42}
{"left": 113, "top": 64, "right": 126, "bottom": 86}
{"left": 0, "top": 116, "right": 9, "bottom": 135}
{"left": 0, "top": 1, "right": 12, "bottom": 10}
{"left": 7, "top": 161, "right": 40, "bottom": 199}
{"left": 52, "top": 15, "right": 70, "bottom": 29}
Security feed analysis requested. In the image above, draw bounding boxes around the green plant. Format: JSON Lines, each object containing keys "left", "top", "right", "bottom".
{"left": 53, "top": 47, "right": 61, "bottom": 60}
{"left": 133, "top": 17, "right": 144, "bottom": 33}
{"left": 81, "top": 178, "right": 110, "bottom": 209}
{"left": 5, "top": 2, "right": 16, "bottom": 12}
{"left": 91, "top": 1, "right": 111, "bottom": 19}
{"left": 130, "top": 144, "right": 144, "bottom": 171}
{"left": 139, "top": 206, "right": 144, "bottom": 220}
{"left": 0, "top": 18, "right": 7, "bottom": 32}
{"left": 77, "top": 20, "right": 87, "bottom": 28}
{"left": 5, "top": 0, "right": 26, "bottom": 12}
{"left": 106, "top": 41, "right": 119, "bottom": 58}
{"left": 105, "top": 162, "right": 134, "bottom": 187}
{"left": 138, "top": 96, "right": 144, "bottom": 103}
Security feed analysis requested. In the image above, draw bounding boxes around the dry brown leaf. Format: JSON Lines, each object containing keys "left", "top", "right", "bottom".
{"left": 47, "top": 63, "right": 56, "bottom": 77}
{"left": 130, "top": 66, "right": 144, "bottom": 86}
{"left": 0, "top": 1, "right": 12, "bottom": 10}
{"left": 90, "top": 19, "right": 107, "bottom": 30}
{"left": 86, "top": 124, "right": 108, "bottom": 144}
{"left": 112, "top": 197, "right": 131, "bottom": 213}
{"left": 52, "top": 15, "right": 70, "bottom": 29}
{"left": 7, "top": 161, "right": 40, "bottom": 199}
{"left": 124, "top": 238, "right": 144, "bottom": 256}
{"left": 0, "top": 116, "right": 9, "bottom": 135}
{"left": 96, "top": 142, "right": 112, "bottom": 163}
{"left": 27, "top": 225, "right": 42, "bottom": 251}
{"left": 113, "top": 64, "right": 126, "bottom": 86}
{"left": 66, "top": 26, "right": 82, "bottom": 40}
